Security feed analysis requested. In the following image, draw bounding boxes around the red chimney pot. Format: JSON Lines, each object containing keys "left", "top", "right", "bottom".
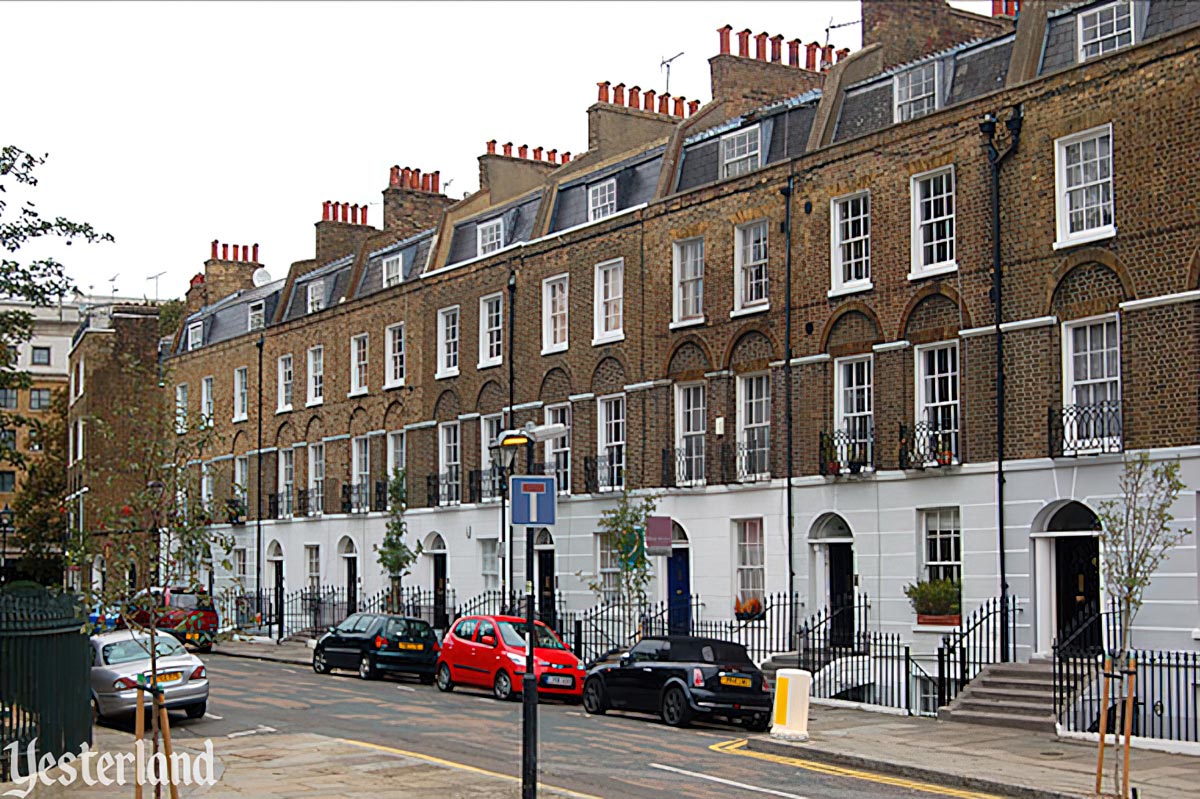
{"left": 658, "top": 93, "right": 671, "bottom": 114}
{"left": 518, "top": 144, "right": 528, "bottom": 159}
{"left": 533, "top": 146, "right": 543, "bottom": 160}
{"left": 486, "top": 140, "right": 497, "bottom": 154}
{"left": 806, "top": 42, "right": 819, "bottom": 71}
{"left": 687, "top": 99, "right": 700, "bottom": 116}
{"left": 737, "top": 29, "right": 751, "bottom": 57}
{"left": 361, "top": 207, "right": 368, "bottom": 225}
{"left": 221, "top": 243, "right": 229, "bottom": 260}
{"left": 411, "top": 168, "right": 421, "bottom": 189}
{"left": 210, "top": 240, "right": 218, "bottom": 259}
{"left": 431, "top": 171, "right": 440, "bottom": 193}
{"left": 252, "top": 243, "right": 259, "bottom": 262}
{"left": 597, "top": 81, "right": 611, "bottom": 103}
{"left": 341, "top": 202, "right": 349, "bottom": 221}
{"left": 643, "top": 89, "right": 655, "bottom": 111}
{"left": 401, "top": 167, "right": 412, "bottom": 187}
{"left": 770, "top": 34, "right": 783, "bottom": 63}
{"left": 548, "top": 149, "right": 558, "bottom": 163}
{"left": 502, "top": 142, "right": 513, "bottom": 156}
{"left": 389, "top": 166, "right": 400, "bottom": 187}
{"left": 717, "top": 25, "right": 732, "bottom": 55}
{"left": 836, "top": 47, "right": 850, "bottom": 63}
{"left": 788, "top": 39, "right": 801, "bottom": 67}
{"left": 755, "top": 32, "right": 768, "bottom": 61}
{"left": 561, "top": 152, "right": 571, "bottom": 163}
{"left": 190, "top": 273, "right": 205, "bottom": 287}
{"left": 673, "top": 96, "right": 685, "bottom": 116}
{"left": 822, "top": 45, "right": 834, "bottom": 71}
{"left": 612, "top": 83, "right": 625, "bottom": 104}
{"left": 628, "top": 86, "right": 640, "bottom": 108}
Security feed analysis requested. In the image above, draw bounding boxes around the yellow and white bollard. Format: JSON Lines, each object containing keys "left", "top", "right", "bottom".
{"left": 770, "top": 669, "right": 812, "bottom": 741}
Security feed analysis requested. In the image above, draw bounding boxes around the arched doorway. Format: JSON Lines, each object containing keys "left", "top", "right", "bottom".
{"left": 91, "top": 554, "right": 106, "bottom": 593}
{"left": 425, "top": 533, "right": 448, "bottom": 629}
{"left": 667, "top": 523, "right": 691, "bottom": 635}
{"left": 338, "top": 537, "right": 359, "bottom": 614}
{"left": 1033, "top": 501, "right": 1102, "bottom": 654}
{"left": 267, "top": 540, "right": 284, "bottom": 594}
{"left": 808, "top": 513, "right": 855, "bottom": 645}
{"left": 533, "top": 529, "right": 555, "bottom": 628}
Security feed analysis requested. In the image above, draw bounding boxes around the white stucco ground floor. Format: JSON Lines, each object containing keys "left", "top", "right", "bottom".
{"left": 211, "top": 446, "right": 1200, "bottom": 658}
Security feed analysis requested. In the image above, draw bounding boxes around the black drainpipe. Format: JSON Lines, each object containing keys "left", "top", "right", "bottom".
{"left": 981, "top": 105, "right": 1022, "bottom": 661}
{"left": 781, "top": 175, "right": 796, "bottom": 653}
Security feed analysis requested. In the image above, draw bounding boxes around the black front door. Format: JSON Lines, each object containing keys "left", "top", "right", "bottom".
{"left": 828, "top": 542, "right": 855, "bottom": 647}
{"left": 1055, "top": 535, "right": 1100, "bottom": 651}
{"left": 346, "top": 556, "right": 358, "bottom": 615}
{"left": 433, "top": 553, "right": 448, "bottom": 630}
{"left": 537, "top": 549, "right": 556, "bottom": 629}
{"left": 667, "top": 548, "right": 691, "bottom": 635}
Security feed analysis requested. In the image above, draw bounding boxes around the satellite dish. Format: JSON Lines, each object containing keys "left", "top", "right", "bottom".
{"left": 251, "top": 267, "right": 273, "bottom": 287}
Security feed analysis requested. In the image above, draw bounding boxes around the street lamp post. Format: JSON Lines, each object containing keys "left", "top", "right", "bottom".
{"left": 0, "top": 504, "right": 13, "bottom": 585}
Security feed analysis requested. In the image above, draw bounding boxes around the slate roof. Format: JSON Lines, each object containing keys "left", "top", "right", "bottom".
{"left": 548, "top": 146, "right": 665, "bottom": 232}
{"left": 282, "top": 256, "right": 354, "bottom": 323}
{"left": 445, "top": 192, "right": 542, "bottom": 267}
{"left": 175, "top": 279, "right": 284, "bottom": 354}
{"left": 357, "top": 230, "right": 436, "bottom": 297}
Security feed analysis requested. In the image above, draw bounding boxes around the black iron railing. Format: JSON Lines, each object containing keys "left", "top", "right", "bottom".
{"left": 819, "top": 426, "right": 875, "bottom": 476}
{"left": 935, "top": 594, "right": 1019, "bottom": 707}
{"left": 430, "top": 468, "right": 461, "bottom": 507}
{"left": 663, "top": 445, "right": 705, "bottom": 488}
{"left": 1049, "top": 402, "right": 1123, "bottom": 457}
{"left": 467, "top": 468, "right": 502, "bottom": 504}
{"left": 797, "top": 593, "right": 871, "bottom": 673}
{"left": 584, "top": 453, "right": 624, "bottom": 493}
{"left": 725, "top": 437, "right": 770, "bottom": 483}
{"left": 899, "top": 418, "right": 959, "bottom": 469}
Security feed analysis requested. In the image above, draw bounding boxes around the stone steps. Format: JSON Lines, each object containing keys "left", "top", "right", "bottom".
{"left": 939, "top": 662, "right": 1058, "bottom": 733}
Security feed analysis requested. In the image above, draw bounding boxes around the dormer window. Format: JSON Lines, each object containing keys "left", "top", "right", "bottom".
{"left": 383, "top": 256, "right": 402, "bottom": 288}
{"left": 721, "top": 125, "right": 760, "bottom": 179}
{"left": 248, "top": 301, "right": 264, "bottom": 331}
{"left": 588, "top": 179, "right": 617, "bottom": 221}
{"left": 477, "top": 219, "right": 503, "bottom": 257}
{"left": 307, "top": 280, "right": 325, "bottom": 313}
{"left": 187, "top": 322, "right": 203, "bottom": 351}
{"left": 895, "top": 63, "right": 938, "bottom": 122}
{"left": 1078, "top": 1, "right": 1133, "bottom": 61}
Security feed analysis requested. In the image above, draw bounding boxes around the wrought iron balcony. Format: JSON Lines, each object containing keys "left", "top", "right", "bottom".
{"left": 583, "top": 453, "right": 624, "bottom": 493}
{"left": 1049, "top": 402, "right": 1122, "bottom": 457}
{"left": 267, "top": 488, "right": 294, "bottom": 520}
{"left": 724, "top": 437, "right": 770, "bottom": 483}
{"left": 819, "top": 425, "right": 875, "bottom": 476}
{"left": 295, "top": 488, "right": 311, "bottom": 517}
{"left": 427, "top": 468, "right": 462, "bottom": 507}
{"left": 662, "top": 443, "right": 705, "bottom": 488}
{"left": 467, "top": 468, "right": 503, "bottom": 504}
{"left": 342, "top": 482, "right": 374, "bottom": 513}
{"left": 899, "top": 418, "right": 959, "bottom": 470}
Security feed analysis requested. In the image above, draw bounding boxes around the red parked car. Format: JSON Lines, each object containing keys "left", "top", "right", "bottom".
{"left": 126, "top": 587, "right": 219, "bottom": 653}
{"left": 435, "top": 614, "right": 585, "bottom": 702}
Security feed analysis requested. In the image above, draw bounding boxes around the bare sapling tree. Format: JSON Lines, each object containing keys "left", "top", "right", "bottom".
{"left": 581, "top": 489, "right": 658, "bottom": 647}
{"left": 1096, "top": 451, "right": 1190, "bottom": 795}
{"left": 376, "top": 468, "right": 421, "bottom": 611}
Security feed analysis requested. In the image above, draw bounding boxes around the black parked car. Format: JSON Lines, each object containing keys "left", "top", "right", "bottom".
{"left": 312, "top": 613, "right": 438, "bottom": 683}
{"left": 582, "top": 635, "right": 772, "bottom": 730}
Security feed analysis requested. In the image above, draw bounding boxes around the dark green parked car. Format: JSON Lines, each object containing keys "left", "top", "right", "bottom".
{"left": 312, "top": 613, "right": 438, "bottom": 683}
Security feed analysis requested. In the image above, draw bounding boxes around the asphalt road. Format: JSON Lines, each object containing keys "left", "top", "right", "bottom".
{"left": 104, "top": 655, "right": 996, "bottom": 799}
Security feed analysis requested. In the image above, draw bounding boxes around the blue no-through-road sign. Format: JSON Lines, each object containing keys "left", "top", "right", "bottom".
{"left": 510, "top": 475, "right": 557, "bottom": 526}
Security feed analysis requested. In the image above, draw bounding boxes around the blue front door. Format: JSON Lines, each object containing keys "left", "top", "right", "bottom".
{"left": 667, "top": 547, "right": 690, "bottom": 635}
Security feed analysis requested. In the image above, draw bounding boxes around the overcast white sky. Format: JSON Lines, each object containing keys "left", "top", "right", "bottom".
{"left": 5, "top": 0, "right": 990, "bottom": 302}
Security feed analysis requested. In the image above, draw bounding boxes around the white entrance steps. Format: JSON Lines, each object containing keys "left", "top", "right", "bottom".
{"left": 938, "top": 660, "right": 1057, "bottom": 732}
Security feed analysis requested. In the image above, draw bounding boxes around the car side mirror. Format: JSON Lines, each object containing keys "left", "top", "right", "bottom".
{"left": 481, "top": 635, "right": 496, "bottom": 647}
{"left": 619, "top": 653, "right": 632, "bottom": 668}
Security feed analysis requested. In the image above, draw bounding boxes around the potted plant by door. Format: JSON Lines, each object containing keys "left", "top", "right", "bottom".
{"left": 903, "top": 578, "right": 961, "bottom": 626}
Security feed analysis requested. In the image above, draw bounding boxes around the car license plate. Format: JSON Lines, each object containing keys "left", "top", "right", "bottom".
{"left": 154, "top": 672, "right": 183, "bottom": 685}
{"left": 544, "top": 675, "right": 573, "bottom": 687}
{"left": 720, "top": 674, "right": 752, "bottom": 688}
{"left": 397, "top": 642, "right": 424, "bottom": 651}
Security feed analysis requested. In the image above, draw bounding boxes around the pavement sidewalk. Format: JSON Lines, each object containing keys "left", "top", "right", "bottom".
{"left": 748, "top": 703, "right": 1197, "bottom": 799}
{"left": 209, "top": 636, "right": 315, "bottom": 667}
{"left": 18, "top": 726, "right": 589, "bottom": 798}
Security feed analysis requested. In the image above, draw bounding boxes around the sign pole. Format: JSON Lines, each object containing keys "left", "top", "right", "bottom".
{"left": 522, "top": 520, "right": 537, "bottom": 799}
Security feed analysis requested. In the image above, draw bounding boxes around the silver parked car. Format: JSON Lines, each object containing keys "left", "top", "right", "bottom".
{"left": 90, "top": 630, "right": 209, "bottom": 720}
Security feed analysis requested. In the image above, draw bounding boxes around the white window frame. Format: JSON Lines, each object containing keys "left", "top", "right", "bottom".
{"left": 588, "top": 178, "right": 617, "bottom": 221}
{"left": 922, "top": 507, "right": 961, "bottom": 584}
{"left": 544, "top": 404, "right": 571, "bottom": 495}
{"left": 174, "top": 383, "right": 188, "bottom": 434}
{"left": 386, "top": 431, "right": 405, "bottom": 481}
{"left": 308, "top": 443, "right": 325, "bottom": 516}
{"left": 830, "top": 190, "right": 872, "bottom": 295}
{"left": 277, "top": 354, "right": 293, "bottom": 412}
{"left": 734, "top": 220, "right": 769, "bottom": 312}
{"left": 909, "top": 165, "right": 957, "bottom": 279}
{"left": 833, "top": 355, "right": 874, "bottom": 471}
{"left": 674, "top": 383, "right": 706, "bottom": 486}
{"left": 233, "top": 367, "right": 248, "bottom": 422}
{"left": 438, "top": 421, "right": 461, "bottom": 506}
{"left": 894, "top": 62, "right": 939, "bottom": 123}
{"left": 720, "top": 124, "right": 761, "bottom": 179}
{"left": 385, "top": 323, "right": 406, "bottom": 388}
{"left": 478, "top": 293, "right": 503, "bottom": 369}
{"left": 735, "top": 518, "right": 766, "bottom": 607}
{"left": 596, "top": 533, "right": 620, "bottom": 603}
{"left": 736, "top": 373, "right": 771, "bottom": 480}
{"left": 383, "top": 255, "right": 402, "bottom": 288}
{"left": 233, "top": 548, "right": 248, "bottom": 584}
{"left": 436, "top": 306, "right": 460, "bottom": 378}
{"left": 352, "top": 436, "right": 370, "bottom": 511}
{"left": 187, "top": 323, "right": 202, "bottom": 352}
{"left": 234, "top": 455, "right": 249, "bottom": 502}
{"left": 914, "top": 342, "right": 960, "bottom": 466}
{"left": 592, "top": 258, "right": 624, "bottom": 345}
{"left": 200, "top": 376, "right": 214, "bottom": 428}
{"left": 71, "top": 358, "right": 84, "bottom": 401}
{"left": 307, "top": 345, "right": 324, "bottom": 406}
{"left": 1062, "top": 313, "right": 1122, "bottom": 453}
{"left": 480, "top": 539, "right": 500, "bottom": 591}
{"left": 349, "top": 334, "right": 369, "bottom": 395}
{"left": 201, "top": 463, "right": 214, "bottom": 513}
{"left": 672, "top": 238, "right": 705, "bottom": 326}
{"left": 278, "top": 448, "right": 294, "bottom": 518}
{"left": 306, "top": 280, "right": 325, "bottom": 313}
{"left": 1078, "top": 0, "right": 1134, "bottom": 62}
{"left": 305, "top": 544, "right": 320, "bottom": 590}
{"left": 1054, "top": 124, "right": 1116, "bottom": 249}
{"left": 248, "top": 301, "right": 264, "bottom": 331}
{"left": 597, "top": 393, "right": 625, "bottom": 491}
{"left": 477, "top": 219, "right": 503, "bottom": 257}
{"left": 541, "top": 274, "right": 569, "bottom": 355}
{"left": 480, "top": 413, "right": 503, "bottom": 502}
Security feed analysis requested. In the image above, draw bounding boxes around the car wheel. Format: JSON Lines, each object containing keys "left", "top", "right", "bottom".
{"left": 435, "top": 662, "right": 454, "bottom": 692}
{"left": 582, "top": 677, "right": 608, "bottom": 715}
{"left": 312, "top": 648, "right": 331, "bottom": 674}
{"left": 358, "top": 654, "right": 376, "bottom": 680}
{"left": 185, "top": 701, "right": 207, "bottom": 720}
{"left": 746, "top": 713, "right": 770, "bottom": 733}
{"left": 660, "top": 685, "right": 693, "bottom": 727}
{"left": 493, "top": 670, "right": 515, "bottom": 701}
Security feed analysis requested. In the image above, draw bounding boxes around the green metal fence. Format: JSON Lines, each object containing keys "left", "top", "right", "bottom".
{"left": 0, "top": 584, "right": 91, "bottom": 781}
